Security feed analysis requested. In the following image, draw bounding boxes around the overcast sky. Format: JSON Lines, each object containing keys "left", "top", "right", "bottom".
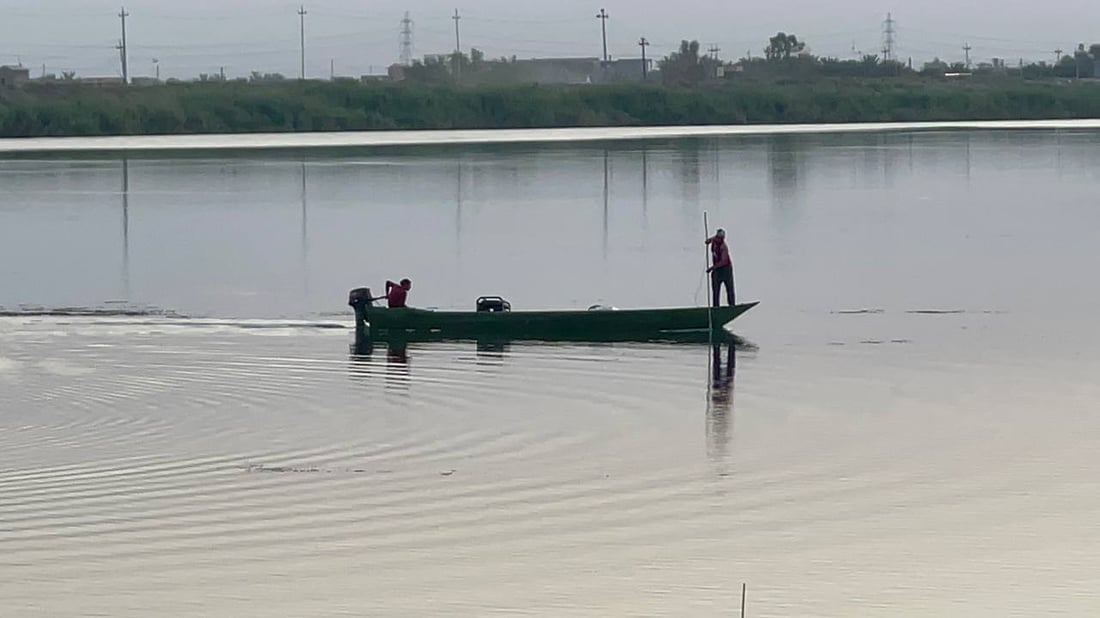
{"left": 1, "top": 0, "right": 1096, "bottom": 79}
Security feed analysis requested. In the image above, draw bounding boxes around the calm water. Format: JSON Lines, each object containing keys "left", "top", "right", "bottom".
{"left": 3, "top": 127, "right": 1100, "bottom": 616}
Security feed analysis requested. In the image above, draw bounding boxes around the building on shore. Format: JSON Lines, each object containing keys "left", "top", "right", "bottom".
{"left": 508, "top": 57, "right": 655, "bottom": 84}
{"left": 601, "top": 58, "right": 655, "bottom": 82}
{"left": 385, "top": 54, "right": 657, "bottom": 85}
{"left": 512, "top": 57, "right": 601, "bottom": 84}
{"left": 76, "top": 77, "right": 125, "bottom": 86}
{"left": 0, "top": 65, "right": 31, "bottom": 88}
{"left": 387, "top": 64, "right": 407, "bottom": 81}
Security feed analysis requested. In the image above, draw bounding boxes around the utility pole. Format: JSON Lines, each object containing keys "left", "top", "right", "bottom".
{"left": 708, "top": 44, "right": 721, "bottom": 61}
{"left": 963, "top": 42, "right": 972, "bottom": 69}
{"left": 639, "top": 37, "right": 650, "bottom": 80}
{"left": 116, "top": 41, "right": 126, "bottom": 80}
{"left": 330, "top": 58, "right": 335, "bottom": 80}
{"left": 1054, "top": 48, "right": 1063, "bottom": 64}
{"left": 219, "top": 66, "right": 225, "bottom": 81}
{"left": 882, "top": 12, "right": 896, "bottom": 63}
{"left": 298, "top": 5, "right": 307, "bottom": 79}
{"left": 153, "top": 58, "right": 159, "bottom": 81}
{"left": 118, "top": 6, "right": 129, "bottom": 84}
{"left": 596, "top": 8, "right": 609, "bottom": 66}
{"left": 452, "top": 9, "right": 462, "bottom": 82}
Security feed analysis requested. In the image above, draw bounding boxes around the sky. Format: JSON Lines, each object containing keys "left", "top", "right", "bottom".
{"left": 0, "top": 0, "right": 1096, "bottom": 79}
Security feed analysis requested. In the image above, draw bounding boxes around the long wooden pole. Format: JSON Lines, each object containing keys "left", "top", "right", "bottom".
{"left": 704, "top": 211, "right": 715, "bottom": 400}
{"left": 741, "top": 582, "right": 746, "bottom": 617}
{"left": 704, "top": 211, "right": 713, "bottom": 336}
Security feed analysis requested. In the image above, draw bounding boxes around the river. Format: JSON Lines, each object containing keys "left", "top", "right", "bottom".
{"left": 2, "top": 125, "right": 1099, "bottom": 616}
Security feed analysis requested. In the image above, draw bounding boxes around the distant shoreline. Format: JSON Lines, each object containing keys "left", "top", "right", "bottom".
{"left": 4, "top": 78, "right": 1100, "bottom": 153}
{"left": 2, "top": 77, "right": 1100, "bottom": 148}
{"left": 2, "top": 119, "right": 1100, "bottom": 154}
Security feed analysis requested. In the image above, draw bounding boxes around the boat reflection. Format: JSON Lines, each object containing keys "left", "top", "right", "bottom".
{"left": 350, "top": 337, "right": 510, "bottom": 358}
{"left": 351, "top": 335, "right": 749, "bottom": 467}
{"left": 352, "top": 330, "right": 740, "bottom": 357}
{"left": 350, "top": 333, "right": 746, "bottom": 386}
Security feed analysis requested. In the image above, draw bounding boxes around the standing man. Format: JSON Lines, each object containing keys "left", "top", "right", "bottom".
{"left": 705, "top": 229, "right": 735, "bottom": 307}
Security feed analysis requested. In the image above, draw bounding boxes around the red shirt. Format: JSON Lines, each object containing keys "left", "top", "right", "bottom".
{"left": 385, "top": 281, "right": 408, "bottom": 308}
{"left": 709, "top": 238, "right": 731, "bottom": 269}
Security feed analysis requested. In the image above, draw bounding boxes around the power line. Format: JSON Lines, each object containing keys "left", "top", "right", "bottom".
{"left": 903, "top": 26, "right": 1065, "bottom": 48}
{"left": 453, "top": 10, "right": 586, "bottom": 25}
{"left": 908, "top": 38, "right": 1057, "bottom": 55}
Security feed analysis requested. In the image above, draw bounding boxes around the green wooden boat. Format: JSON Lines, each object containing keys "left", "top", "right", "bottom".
{"left": 348, "top": 287, "right": 758, "bottom": 343}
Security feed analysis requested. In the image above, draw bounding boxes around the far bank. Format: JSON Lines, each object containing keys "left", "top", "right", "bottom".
{"left": 2, "top": 78, "right": 1100, "bottom": 141}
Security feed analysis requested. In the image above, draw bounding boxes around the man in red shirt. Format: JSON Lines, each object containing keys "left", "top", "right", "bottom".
{"left": 385, "top": 278, "right": 412, "bottom": 308}
{"left": 705, "top": 229, "right": 735, "bottom": 307}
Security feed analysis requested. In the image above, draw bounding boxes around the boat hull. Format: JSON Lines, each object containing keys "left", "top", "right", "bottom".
{"left": 349, "top": 291, "right": 758, "bottom": 343}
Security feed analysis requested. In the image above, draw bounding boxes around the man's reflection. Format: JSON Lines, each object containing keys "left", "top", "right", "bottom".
{"left": 385, "top": 338, "right": 408, "bottom": 363}
{"left": 348, "top": 338, "right": 410, "bottom": 391}
{"left": 384, "top": 339, "right": 410, "bottom": 389}
{"left": 120, "top": 156, "right": 130, "bottom": 300}
{"left": 476, "top": 340, "right": 509, "bottom": 365}
{"left": 707, "top": 341, "right": 736, "bottom": 466}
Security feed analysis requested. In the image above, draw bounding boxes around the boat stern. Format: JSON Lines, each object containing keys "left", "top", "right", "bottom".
{"left": 348, "top": 287, "right": 374, "bottom": 341}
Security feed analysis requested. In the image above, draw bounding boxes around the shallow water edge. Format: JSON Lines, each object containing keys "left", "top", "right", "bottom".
{"left": 3, "top": 118, "right": 1100, "bottom": 154}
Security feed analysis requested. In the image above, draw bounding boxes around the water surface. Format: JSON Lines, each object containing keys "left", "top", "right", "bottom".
{"left": 2, "top": 127, "right": 1100, "bottom": 616}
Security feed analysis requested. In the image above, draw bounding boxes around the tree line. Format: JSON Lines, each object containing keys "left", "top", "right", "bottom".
{"left": 655, "top": 33, "right": 1100, "bottom": 85}
{"left": 390, "top": 32, "right": 1100, "bottom": 87}
{"left": 3, "top": 78, "right": 1100, "bottom": 138}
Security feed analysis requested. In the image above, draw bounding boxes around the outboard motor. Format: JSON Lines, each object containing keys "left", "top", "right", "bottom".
{"left": 348, "top": 287, "right": 375, "bottom": 309}
{"left": 348, "top": 288, "right": 374, "bottom": 345}
{"left": 476, "top": 296, "right": 511, "bottom": 313}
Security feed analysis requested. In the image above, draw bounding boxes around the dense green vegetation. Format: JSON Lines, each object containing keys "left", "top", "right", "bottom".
{"left": 2, "top": 77, "right": 1100, "bottom": 138}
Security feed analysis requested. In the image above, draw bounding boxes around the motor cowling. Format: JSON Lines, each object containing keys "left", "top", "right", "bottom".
{"left": 349, "top": 288, "right": 374, "bottom": 308}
